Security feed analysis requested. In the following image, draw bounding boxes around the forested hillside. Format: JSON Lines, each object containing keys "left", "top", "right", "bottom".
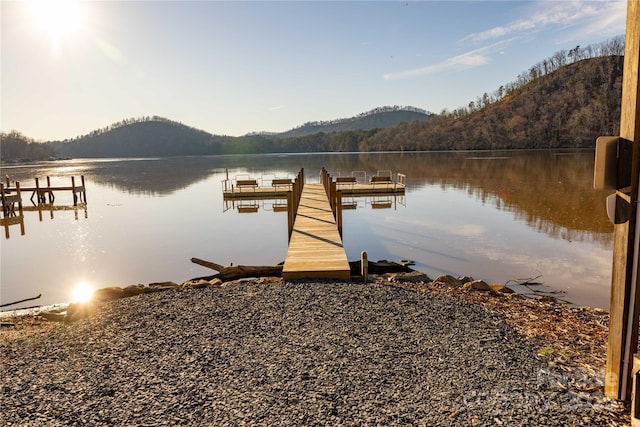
{"left": 45, "top": 108, "right": 422, "bottom": 158}
{"left": 0, "top": 131, "right": 55, "bottom": 161}
{"left": 366, "top": 56, "right": 622, "bottom": 151}
{"left": 366, "top": 38, "right": 624, "bottom": 151}
{"left": 49, "top": 117, "right": 224, "bottom": 158}
{"left": 275, "top": 106, "right": 428, "bottom": 138}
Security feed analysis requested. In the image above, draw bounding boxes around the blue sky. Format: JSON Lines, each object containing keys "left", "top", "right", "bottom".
{"left": 1, "top": 0, "right": 627, "bottom": 141}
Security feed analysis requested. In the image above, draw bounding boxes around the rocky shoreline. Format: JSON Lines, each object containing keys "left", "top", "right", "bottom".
{"left": 1, "top": 271, "right": 631, "bottom": 425}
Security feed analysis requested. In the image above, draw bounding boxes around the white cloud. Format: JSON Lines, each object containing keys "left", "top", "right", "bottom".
{"left": 563, "top": 0, "right": 627, "bottom": 41}
{"left": 267, "top": 105, "right": 285, "bottom": 111}
{"left": 385, "top": 1, "right": 626, "bottom": 81}
{"left": 383, "top": 39, "right": 512, "bottom": 80}
{"left": 462, "top": 0, "right": 625, "bottom": 43}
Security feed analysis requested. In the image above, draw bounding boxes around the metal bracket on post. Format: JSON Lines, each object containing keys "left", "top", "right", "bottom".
{"left": 594, "top": 136, "right": 633, "bottom": 224}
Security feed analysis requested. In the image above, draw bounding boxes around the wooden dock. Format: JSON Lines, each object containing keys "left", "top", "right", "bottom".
{"left": 282, "top": 183, "right": 351, "bottom": 281}
{"left": 223, "top": 178, "right": 405, "bottom": 200}
{"left": 221, "top": 168, "right": 405, "bottom": 280}
{"left": 1, "top": 176, "right": 87, "bottom": 210}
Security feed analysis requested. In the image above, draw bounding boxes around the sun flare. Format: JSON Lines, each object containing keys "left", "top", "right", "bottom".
{"left": 29, "top": 0, "right": 86, "bottom": 55}
{"left": 72, "top": 282, "right": 94, "bottom": 303}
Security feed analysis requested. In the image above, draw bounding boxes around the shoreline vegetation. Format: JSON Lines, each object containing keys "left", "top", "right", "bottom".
{"left": 0, "top": 259, "right": 631, "bottom": 425}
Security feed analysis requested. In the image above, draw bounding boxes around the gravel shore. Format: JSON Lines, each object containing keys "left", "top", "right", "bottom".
{"left": 0, "top": 280, "right": 628, "bottom": 426}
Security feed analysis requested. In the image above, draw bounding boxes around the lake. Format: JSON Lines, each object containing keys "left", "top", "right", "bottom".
{"left": 0, "top": 150, "right": 614, "bottom": 310}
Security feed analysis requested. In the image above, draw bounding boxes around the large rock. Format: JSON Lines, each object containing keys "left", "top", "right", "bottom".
{"left": 123, "top": 285, "right": 145, "bottom": 297}
{"left": 145, "top": 282, "right": 180, "bottom": 293}
{"left": 183, "top": 279, "right": 210, "bottom": 289}
{"left": 148, "top": 281, "right": 180, "bottom": 288}
{"left": 489, "top": 283, "right": 515, "bottom": 294}
{"left": 463, "top": 280, "right": 492, "bottom": 292}
{"left": 458, "top": 276, "right": 474, "bottom": 284}
{"left": 182, "top": 278, "right": 223, "bottom": 288}
{"left": 432, "top": 275, "right": 463, "bottom": 288}
{"left": 93, "top": 287, "right": 125, "bottom": 302}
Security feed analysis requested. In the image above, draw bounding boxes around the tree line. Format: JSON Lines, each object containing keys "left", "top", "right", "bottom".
{"left": 0, "top": 131, "right": 55, "bottom": 161}
{"left": 443, "top": 36, "right": 625, "bottom": 118}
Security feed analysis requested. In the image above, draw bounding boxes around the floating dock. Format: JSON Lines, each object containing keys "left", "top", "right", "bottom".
{"left": 222, "top": 172, "right": 405, "bottom": 200}
{"left": 282, "top": 183, "right": 351, "bottom": 281}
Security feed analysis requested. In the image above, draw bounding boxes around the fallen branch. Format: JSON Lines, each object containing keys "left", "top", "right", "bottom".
{"left": 505, "top": 274, "right": 543, "bottom": 287}
{"left": 191, "top": 258, "right": 225, "bottom": 272}
{"left": 190, "top": 257, "right": 416, "bottom": 283}
{"left": 191, "top": 258, "right": 283, "bottom": 281}
{"left": 349, "top": 260, "right": 414, "bottom": 275}
{"left": 0, "top": 293, "right": 42, "bottom": 308}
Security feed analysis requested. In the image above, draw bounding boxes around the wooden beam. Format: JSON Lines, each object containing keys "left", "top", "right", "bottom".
{"left": 606, "top": 0, "right": 640, "bottom": 400}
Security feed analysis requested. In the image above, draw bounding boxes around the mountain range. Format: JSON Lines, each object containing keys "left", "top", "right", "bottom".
{"left": 0, "top": 37, "right": 625, "bottom": 160}
{"left": 45, "top": 106, "right": 428, "bottom": 158}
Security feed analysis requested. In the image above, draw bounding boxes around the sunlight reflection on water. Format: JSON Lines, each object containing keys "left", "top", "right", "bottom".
{"left": 0, "top": 151, "right": 613, "bottom": 310}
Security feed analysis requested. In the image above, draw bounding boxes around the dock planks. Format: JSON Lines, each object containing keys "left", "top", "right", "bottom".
{"left": 282, "top": 184, "right": 351, "bottom": 281}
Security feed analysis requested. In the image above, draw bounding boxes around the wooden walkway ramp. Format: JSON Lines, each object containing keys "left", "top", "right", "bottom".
{"left": 282, "top": 184, "right": 351, "bottom": 281}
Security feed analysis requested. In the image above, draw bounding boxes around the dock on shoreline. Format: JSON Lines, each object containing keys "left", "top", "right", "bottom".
{"left": 1, "top": 175, "right": 87, "bottom": 213}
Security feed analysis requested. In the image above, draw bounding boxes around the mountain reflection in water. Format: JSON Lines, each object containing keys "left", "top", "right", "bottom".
{"left": 0, "top": 150, "right": 613, "bottom": 309}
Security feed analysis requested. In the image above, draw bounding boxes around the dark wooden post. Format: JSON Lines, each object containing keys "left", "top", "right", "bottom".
{"left": 0, "top": 183, "right": 6, "bottom": 216}
{"left": 81, "top": 175, "right": 87, "bottom": 203}
{"left": 606, "top": 0, "right": 640, "bottom": 401}
{"left": 35, "top": 177, "right": 44, "bottom": 204}
{"left": 72, "top": 176, "right": 77, "bottom": 206}
{"left": 15, "top": 182, "right": 22, "bottom": 213}
{"left": 46, "top": 176, "right": 53, "bottom": 203}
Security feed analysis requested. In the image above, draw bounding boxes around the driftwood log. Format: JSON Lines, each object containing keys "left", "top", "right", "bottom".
{"left": 190, "top": 257, "right": 413, "bottom": 282}
{"left": 0, "top": 293, "right": 42, "bottom": 308}
{"left": 348, "top": 260, "right": 413, "bottom": 275}
{"left": 191, "top": 258, "right": 283, "bottom": 282}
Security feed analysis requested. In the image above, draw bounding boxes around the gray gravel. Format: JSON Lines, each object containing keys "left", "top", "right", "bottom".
{"left": 0, "top": 281, "right": 623, "bottom": 426}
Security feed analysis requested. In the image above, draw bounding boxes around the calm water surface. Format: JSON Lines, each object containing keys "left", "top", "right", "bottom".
{"left": 0, "top": 151, "right": 613, "bottom": 310}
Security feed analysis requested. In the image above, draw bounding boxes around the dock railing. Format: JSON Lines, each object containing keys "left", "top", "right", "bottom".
{"left": 320, "top": 168, "right": 343, "bottom": 238}
{"left": 287, "top": 168, "right": 305, "bottom": 241}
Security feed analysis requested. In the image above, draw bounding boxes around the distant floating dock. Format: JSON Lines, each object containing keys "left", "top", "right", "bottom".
{"left": 222, "top": 170, "right": 405, "bottom": 199}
